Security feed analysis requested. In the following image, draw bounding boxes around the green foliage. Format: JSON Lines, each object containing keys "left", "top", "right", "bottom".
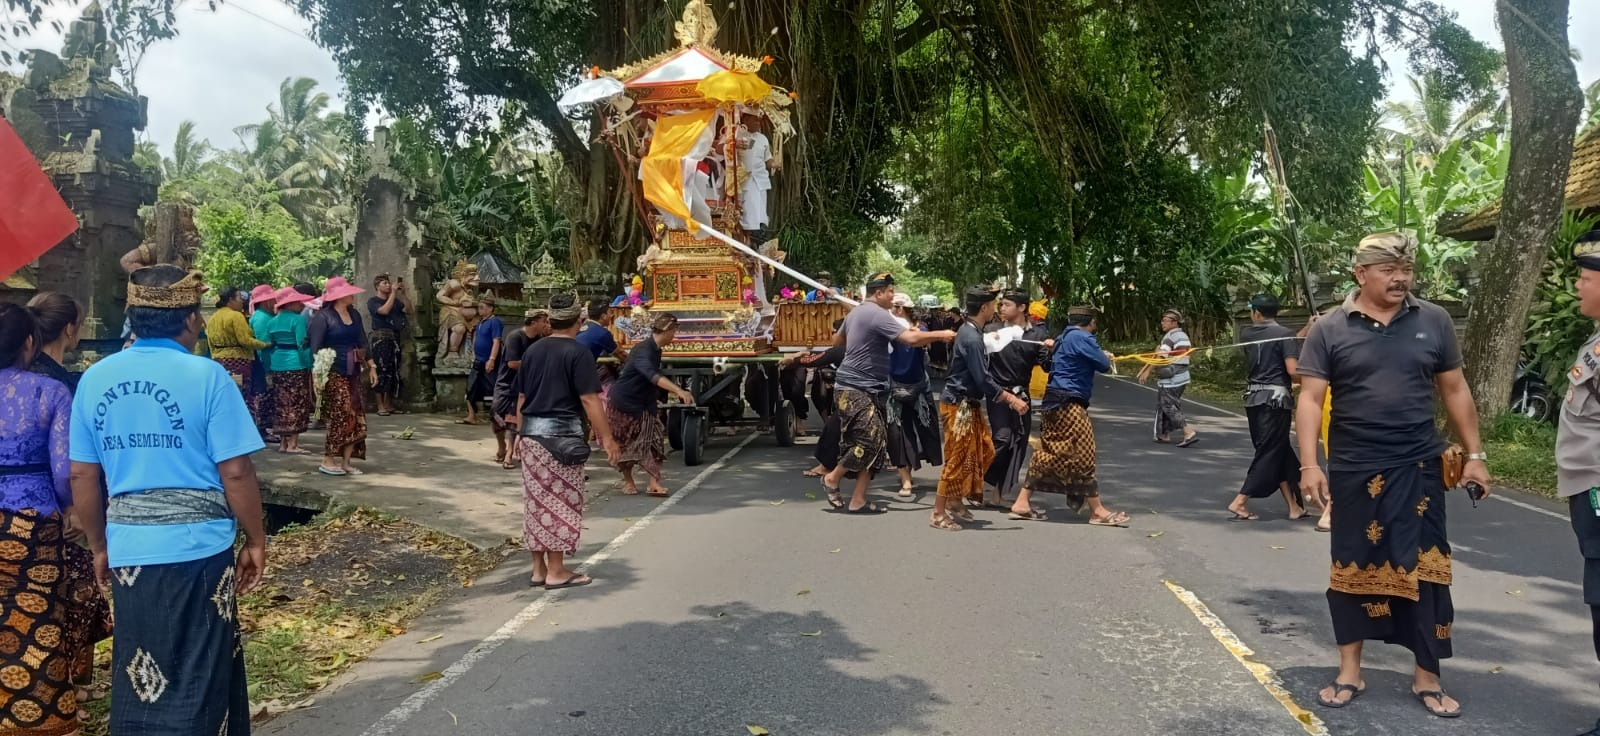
{"left": 1482, "top": 412, "right": 1558, "bottom": 497}
{"left": 195, "top": 203, "right": 347, "bottom": 289}
{"left": 1523, "top": 212, "right": 1600, "bottom": 387}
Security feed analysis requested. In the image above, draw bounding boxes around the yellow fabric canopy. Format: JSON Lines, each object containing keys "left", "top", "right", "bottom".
{"left": 640, "top": 108, "right": 719, "bottom": 233}
{"left": 695, "top": 69, "right": 773, "bottom": 104}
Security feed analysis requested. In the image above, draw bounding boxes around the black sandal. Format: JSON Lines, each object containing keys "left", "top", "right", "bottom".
{"left": 843, "top": 503, "right": 888, "bottom": 514}
{"left": 1316, "top": 681, "right": 1364, "bottom": 708}
{"left": 824, "top": 483, "right": 845, "bottom": 509}
{"left": 1412, "top": 689, "right": 1461, "bottom": 718}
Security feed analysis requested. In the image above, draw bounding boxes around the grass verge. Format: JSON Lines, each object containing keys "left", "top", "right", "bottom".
{"left": 1482, "top": 413, "right": 1558, "bottom": 498}
{"left": 81, "top": 507, "right": 508, "bottom": 734}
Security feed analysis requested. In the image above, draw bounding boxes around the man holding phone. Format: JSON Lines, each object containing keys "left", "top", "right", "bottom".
{"left": 1559, "top": 240, "right": 1600, "bottom": 736}
{"left": 1296, "top": 232, "right": 1488, "bottom": 719}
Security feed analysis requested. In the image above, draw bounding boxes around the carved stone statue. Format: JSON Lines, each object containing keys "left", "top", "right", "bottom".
{"left": 436, "top": 260, "right": 481, "bottom": 361}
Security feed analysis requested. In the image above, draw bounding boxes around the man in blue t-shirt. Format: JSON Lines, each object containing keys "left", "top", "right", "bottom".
{"left": 465, "top": 295, "right": 504, "bottom": 426}
{"left": 70, "top": 265, "right": 266, "bottom": 735}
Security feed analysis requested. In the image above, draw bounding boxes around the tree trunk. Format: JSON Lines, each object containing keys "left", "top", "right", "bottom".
{"left": 1462, "top": 0, "right": 1582, "bottom": 421}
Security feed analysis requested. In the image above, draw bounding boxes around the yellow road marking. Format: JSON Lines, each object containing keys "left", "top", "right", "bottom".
{"left": 1163, "top": 580, "right": 1329, "bottom": 735}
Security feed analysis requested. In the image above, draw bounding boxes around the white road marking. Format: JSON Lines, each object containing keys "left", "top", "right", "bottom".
{"left": 1488, "top": 492, "right": 1568, "bottom": 521}
{"left": 1163, "top": 581, "right": 1330, "bottom": 735}
{"left": 358, "top": 432, "right": 760, "bottom": 736}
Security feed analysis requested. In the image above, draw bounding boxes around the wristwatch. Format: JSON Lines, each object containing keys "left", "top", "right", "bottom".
{"left": 1465, "top": 451, "right": 1488, "bottom": 462}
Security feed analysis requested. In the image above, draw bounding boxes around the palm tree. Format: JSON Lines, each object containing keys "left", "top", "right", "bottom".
{"left": 1382, "top": 72, "right": 1495, "bottom": 159}
{"left": 233, "top": 78, "right": 352, "bottom": 237}
{"left": 164, "top": 121, "right": 213, "bottom": 182}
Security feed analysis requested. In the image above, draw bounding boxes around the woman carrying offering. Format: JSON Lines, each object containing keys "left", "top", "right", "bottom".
{"left": 268, "top": 288, "right": 317, "bottom": 455}
{"left": 309, "top": 277, "right": 375, "bottom": 476}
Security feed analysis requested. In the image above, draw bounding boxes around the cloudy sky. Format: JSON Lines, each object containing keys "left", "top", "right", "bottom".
{"left": 9, "top": 0, "right": 1600, "bottom": 157}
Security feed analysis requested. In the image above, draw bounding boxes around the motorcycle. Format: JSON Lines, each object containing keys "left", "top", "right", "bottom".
{"left": 1510, "top": 359, "right": 1554, "bottom": 423}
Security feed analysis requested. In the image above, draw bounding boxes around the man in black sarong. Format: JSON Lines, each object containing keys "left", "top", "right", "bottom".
{"left": 1296, "top": 232, "right": 1488, "bottom": 719}
{"left": 983, "top": 291, "right": 1050, "bottom": 508}
{"left": 1226, "top": 293, "right": 1309, "bottom": 521}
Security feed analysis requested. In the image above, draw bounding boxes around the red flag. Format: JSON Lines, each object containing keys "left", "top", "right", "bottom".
{"left": 0, "top": 117, "right": 78, "bottom": 282}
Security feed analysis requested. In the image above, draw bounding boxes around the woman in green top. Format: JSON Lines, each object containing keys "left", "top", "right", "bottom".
{"left": 267, "top": 288, "right": 316, "bottom": 454}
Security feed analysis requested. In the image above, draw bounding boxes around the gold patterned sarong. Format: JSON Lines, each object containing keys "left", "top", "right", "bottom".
{"left": 936, "top": 402, "right": 992, "bottom": 500}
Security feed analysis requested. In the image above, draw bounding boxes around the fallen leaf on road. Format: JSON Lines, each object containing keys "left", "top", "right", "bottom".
{"left": 1489, "top": 666, "right": 1504, "bottom": 674}
{"left": 416, "top": 671, "right": 443, "bottom": 683}
{"left": 796, "top": 589, "right": 811, "bottom": 596}
{"left": 1270, "top": 545, "right": 1285, "bottom": 550}
{"left": 1147, "top": 532, "right": 1164, "bottom": 538}
{"left": 445, "top": 709, "right": 458, "bottom": 726}
{"left": 1506, "top": 590, "right": 1523, "bottom": 597}
{"left": 804, "top": 492, "right": 817, "bottom": 500}
{"left": 623, "top": 517, "right": 633, "bottom": 522}
{"left": 716, "top": 611, "right": 727, "bottom": 618}
{"left": 746, "top": 726, "right": 770, "bottom": 735}
{"left": 829, "top": 548, "right": 841, "bottom": 553}
{"left": 302, "top": 578, "right": 314, "bottom": 587}
{"left": 770, "top": 499, "right": 786, "bottom": 506}
{"left": 418, "top": 634, "right": 443, "bottom": 643}
{"left": 800, "top": 631, "right": 822, "bottom": 637}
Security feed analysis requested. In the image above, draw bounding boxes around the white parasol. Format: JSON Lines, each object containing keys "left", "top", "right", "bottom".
{"left": 557, "top": 77, "right": 626, "bottom": 110}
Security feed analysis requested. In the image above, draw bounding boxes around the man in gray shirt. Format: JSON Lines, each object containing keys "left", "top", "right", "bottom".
{"left": 823, "top": 272, "right": 955, "bottom": 513}
{"left": 1560, "top": 240, "right": 1600, "bottom": 736}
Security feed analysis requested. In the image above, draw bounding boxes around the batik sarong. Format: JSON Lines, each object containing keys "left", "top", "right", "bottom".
{"left": 0, "top": 509, "right": 77, "bottom": 736}
{"left": 834, "top": 388, "right": 888, "bottom": 475}
{"left": 1024, "top": 401, "right": 1100, "bottom": 511}
{"left": 518, "top": 437, "right": 586, "bottom": 553}
{"left": 61, "top": 543, "right": 110, "bottom": 690}
{"left": 109, "top": 549, "right": 250, "bottom": 736}
{"left": 491, "top": 384, "right": 518, "bottom": 433}
{"left": 1240, "top": 404, "right": 1301, "bottom": 500}
{"left": 983, "top": 395, "right": 1031, "bottom": 501}
{"left": 370, "top": 332, "right": 402, "bottom": 396}
{"left": 886, "top": 382, "right": 941, "bottom": 472}
{"left": 1154, "top": 384, "right": 1188, "bottom": 438}
{"left": 216, "top": 357, "right": 259, "bottom": 430}
{"left": 937, "top": 402, "right": 993, "bottom": 501}
{"left": 608, "top": 407, "right": 665, "bottom": 480}
{"left": 322, "top": 372, "right": 367, "bottom": 460}
{"left": 1326, "top": 458, "right": 1453, "bottom": 674}
{"left": 249, "top": 358, "right": 273, "bottom": 436}
{"left": 271, "top": 369, "right": 314, "bottom": 435}
{"left": 814, "top": 414, "right": 842, "bottom": 471}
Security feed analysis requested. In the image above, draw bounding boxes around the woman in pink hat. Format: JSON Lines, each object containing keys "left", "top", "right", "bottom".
{"left": 267, "top": 287, "right": 316, "bottom": 454}
{"left": 309, "top": 276, "right": 376, "bottom": 475}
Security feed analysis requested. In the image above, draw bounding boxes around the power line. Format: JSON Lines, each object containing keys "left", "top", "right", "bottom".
{"left": 202, "top": 0, "right": 317, "bottom": 44}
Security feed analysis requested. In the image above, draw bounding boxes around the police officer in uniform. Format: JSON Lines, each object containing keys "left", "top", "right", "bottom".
{"left": 1560, "top": 240, "right": 1600, "bottom": 736}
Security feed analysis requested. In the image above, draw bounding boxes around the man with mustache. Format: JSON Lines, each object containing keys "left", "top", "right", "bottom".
{"left": 1296, "top": 232, "right": 1488, "bottom": 719}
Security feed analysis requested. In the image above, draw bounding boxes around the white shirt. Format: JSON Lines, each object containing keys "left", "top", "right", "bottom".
{"left": 739, "top": 130, "right": 772, "bottom": 190}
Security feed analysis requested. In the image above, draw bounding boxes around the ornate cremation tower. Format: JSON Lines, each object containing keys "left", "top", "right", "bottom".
{"left": 0, "top": 2, "right": 157, "bottom": 346}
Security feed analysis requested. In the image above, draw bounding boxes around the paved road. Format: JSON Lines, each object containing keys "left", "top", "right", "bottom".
{"left": 265, "top": 375, "right": 1598, "bottom": 736}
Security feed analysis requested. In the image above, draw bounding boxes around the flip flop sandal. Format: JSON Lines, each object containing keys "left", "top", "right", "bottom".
{"left": 1412, "top": 689, "right": 1461, "bottom": 718}
{"left": 1088, "top": 512, "right": 1129, "bottom": 527}
{"left": 646, "top": 489, "right": 671, "bottom": 497}
{"left": 929, "top": 515, "right": 962, "bottom": 531}
{"left": 318, "top": 466, "right": 347, "bottom": 476}
{"left": 1314, "top": 524, "right": 1332, "bottom": 533}
{"left": 620, "top": 487, "right": 641, "bottom": 496}
{"left": 1008, "top": 509, "right": 1048, "bottom": 521}
{"left": 802, "top": 470, "right": 824, "bottom": 478}
{"left": 377, "top": 411, "right": 393, "bottom": 417}
{"left": 1317, "top": 682, "right": 1365, "bottom": 709}
{"left": 1229, "top": 512, "right": 1261, "bottom": 521}
{"left": 897, "top": 488, "right": 915, "bottom": 501}
{"left": 844, "top": 504, "right": 888, "bottom": 514}
{"left": 824, "top": 487, "right": 845, "bottom": 509}
{"left": 544, "top": 575, "right": 593, "bottom": 590}
{"left": 529, "top": 577, "right": 544, "bottom": 588}
{"left": 1177, "top": 436, "right": 1201, "bottom": 448}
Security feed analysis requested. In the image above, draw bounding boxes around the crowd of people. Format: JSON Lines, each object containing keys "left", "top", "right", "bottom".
{"left": 14, "top": 225, "right": 1600, "bottom": 733}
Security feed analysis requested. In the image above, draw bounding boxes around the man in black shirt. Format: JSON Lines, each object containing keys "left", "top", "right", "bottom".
{"left": 933, "top": 287, "right": 1028, "bottom": 530}
{"left": 606, "top": 314, "right": 695, "bottom": 496}
{"left": 1227, "top": 293, "right": 1309, "bottom": 521}
{"left": 983, "top": 291, "right": 1050, "bottom": 510}
{"left": 515, "top": 295, "right": 618, "bottom": 590}
{"left": 493, "top": 309, "right": 550, "bottom": 469}
{"left": 367, "top": 274, "right": 413, "bottom": 416}
{"left": 1296, "top": 233, "right": 1488, "bottom": 717}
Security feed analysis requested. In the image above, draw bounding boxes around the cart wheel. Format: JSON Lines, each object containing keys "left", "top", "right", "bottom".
{"left": 774, "top": 403, "right": 795, "bottom": 447}
{"left": 683, "top": 413, "right": 706, "bottom": 466}
{"left": 667, "top": 409, "right": 685, "bottom": 451}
